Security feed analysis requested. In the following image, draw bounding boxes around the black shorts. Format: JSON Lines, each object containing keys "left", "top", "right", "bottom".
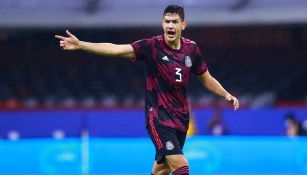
{"left": 147, "top": 119, "right": 187, "bottom": 164}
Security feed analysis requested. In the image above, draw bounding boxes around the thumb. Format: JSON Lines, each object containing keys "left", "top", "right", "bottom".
{"left": 66, "top": 30, "right": 74, "bottom": 38}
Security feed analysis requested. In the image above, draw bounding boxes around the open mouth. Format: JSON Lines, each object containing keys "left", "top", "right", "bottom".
{"left": 167, "top": 31, "right": 176, "bottom": 38}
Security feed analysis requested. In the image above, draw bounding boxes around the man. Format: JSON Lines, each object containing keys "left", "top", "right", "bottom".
{"left": 284, "top": 112, "right": 306, "bottom": 136}
{"left": 55, "top": 4, "right": 239, "bottom": 175}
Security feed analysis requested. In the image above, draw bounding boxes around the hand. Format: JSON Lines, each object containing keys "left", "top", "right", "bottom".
{"left": 225, "top": 94, "right": 239, "bottom": 110}
{"left": 55, "top": 30, "right": 80, "bottom": 50}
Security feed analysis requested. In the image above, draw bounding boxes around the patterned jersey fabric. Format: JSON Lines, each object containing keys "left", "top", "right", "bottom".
{"left": 131, "top": 35, "right": 207, "bottom": 132}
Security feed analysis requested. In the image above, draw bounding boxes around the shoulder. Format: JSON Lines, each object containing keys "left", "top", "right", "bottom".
{"left": 152, "top": 35, "right": 165, "bottom": 48}
{"left": 132, "top": 36, "right": 157, "bottom": 49}
{"left": 182, "top": 37, "right": 197, "bottom": 46}
{"left": 155, "top": 35, "right": 163, "bottom": 41}
{"left": 134, "top": 36, "right": 155, "bottom": 44}
{"left": 154, "top": 35, "right": 165, "bottom": 46}
{"left": 182, "top": 37, "right": 200, "bottom": 54}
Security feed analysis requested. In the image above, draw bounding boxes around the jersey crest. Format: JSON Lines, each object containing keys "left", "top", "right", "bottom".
{"left": 166, "top": 141, "right": 174, "bottom": 150}
{"left": 184, "top": 56, "right": 192, "bottom": 68}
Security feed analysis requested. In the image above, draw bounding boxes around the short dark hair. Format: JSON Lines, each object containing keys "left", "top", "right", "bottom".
{"left": 285, "top": 112, "right": 297, "bottom": 122}
{"left": 163, "top": 4, "right": 185, "bottom": 21}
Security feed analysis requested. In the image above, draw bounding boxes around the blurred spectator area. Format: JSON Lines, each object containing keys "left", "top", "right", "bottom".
{"left": 1, "top": 0, "right": 307, "bottom": 27}
{"left": 0, "top": 26, "right": 307, "bottom": 109}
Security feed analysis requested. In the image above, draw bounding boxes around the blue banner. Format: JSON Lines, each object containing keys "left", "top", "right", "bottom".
{"left": 0, "top": 136, "right": 307, "bottom": 175}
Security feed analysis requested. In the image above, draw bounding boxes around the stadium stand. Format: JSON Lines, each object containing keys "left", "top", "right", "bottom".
{"left": 0, "top": 27, "right": 306, "bottom": 109}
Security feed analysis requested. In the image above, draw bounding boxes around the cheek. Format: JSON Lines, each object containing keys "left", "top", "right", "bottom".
{"left": 162, "top": 25, "right": 167, "bottom": 32}
{"left": 176, "top": 28, "right": 182, "bottom": 35}
{"left": 162, "top": 23, "right": 165, "bottom": 29}
{"left": 176, "top": 25, "right": 183, "bottom": 31}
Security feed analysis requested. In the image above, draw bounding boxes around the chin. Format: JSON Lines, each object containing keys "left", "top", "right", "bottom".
{"left": 165, "top": 36, "right": 177, "bottom": 42}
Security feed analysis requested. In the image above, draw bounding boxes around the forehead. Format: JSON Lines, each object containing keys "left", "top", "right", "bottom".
{"left": 163, "top": 13, "right": 182, "bottom": 21}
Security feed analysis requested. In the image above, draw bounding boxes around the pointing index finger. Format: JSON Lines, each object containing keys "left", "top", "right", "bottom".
{"left": 55, "top": 35, "right": 66, "bottom": 40}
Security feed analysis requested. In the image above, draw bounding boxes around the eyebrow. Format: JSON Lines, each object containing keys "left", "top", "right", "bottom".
{"left": 164, "top": 19, "right": 179, "bottom": 23}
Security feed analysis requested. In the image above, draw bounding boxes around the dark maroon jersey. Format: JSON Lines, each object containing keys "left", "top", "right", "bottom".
{"left": 131, "top": 35, "right": 208, "bottom": 132}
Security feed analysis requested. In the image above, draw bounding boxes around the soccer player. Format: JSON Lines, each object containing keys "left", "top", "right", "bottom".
{"left": 55, "top": 4, "right": 239, "bottom": 175}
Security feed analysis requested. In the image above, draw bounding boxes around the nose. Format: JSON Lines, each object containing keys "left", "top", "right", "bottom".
{"left": 167, "top": 22, "right": 175, "bottom": 28}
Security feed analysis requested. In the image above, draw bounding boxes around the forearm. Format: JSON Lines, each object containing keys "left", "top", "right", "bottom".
{"left": 198, "top": 71, "right": 239, "bottom": 110}
{"left": 79, "top": 41, "right": 132, "bottom": 58}
{"left": 205, "top": 77, "right": 229, "bottom": 98}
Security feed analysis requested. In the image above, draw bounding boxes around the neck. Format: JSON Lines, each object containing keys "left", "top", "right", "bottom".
{"left": 164, "top": 35, "right": 181, "bottom": 50}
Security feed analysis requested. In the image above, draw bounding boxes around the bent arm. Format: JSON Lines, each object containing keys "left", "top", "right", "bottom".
{"left": 198, "top": 71, "right": 239, "bottom": 110}
{"left": 198, "top": 71, "right": 230, "bottom": 98}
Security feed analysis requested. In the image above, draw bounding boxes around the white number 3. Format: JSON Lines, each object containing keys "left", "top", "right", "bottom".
{"left": 175, "top": 68, "right": 182, "bottom": 82}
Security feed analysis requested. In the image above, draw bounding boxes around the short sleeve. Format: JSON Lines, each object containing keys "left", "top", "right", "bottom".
{"left": 191, "top": 46, "right": 208, "bottom": 75}
{"left": 130, "top": 38, "right": 153, "bottom": 62}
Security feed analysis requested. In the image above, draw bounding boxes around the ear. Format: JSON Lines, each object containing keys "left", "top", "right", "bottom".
{"left": 182, "top": 20, "right": 188, "bottom": 30}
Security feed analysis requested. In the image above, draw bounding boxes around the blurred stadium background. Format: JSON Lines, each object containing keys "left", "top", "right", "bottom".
{"left": 0, "top": 0, "right": 307, "bottom": 174}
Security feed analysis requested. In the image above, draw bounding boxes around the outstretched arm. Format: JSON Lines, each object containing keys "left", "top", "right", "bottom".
{"left": 55, "top": 30, "right": 135, "bottom": 59}
{"left": 198, "top": 71, "right": 239, "bottom": 110}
